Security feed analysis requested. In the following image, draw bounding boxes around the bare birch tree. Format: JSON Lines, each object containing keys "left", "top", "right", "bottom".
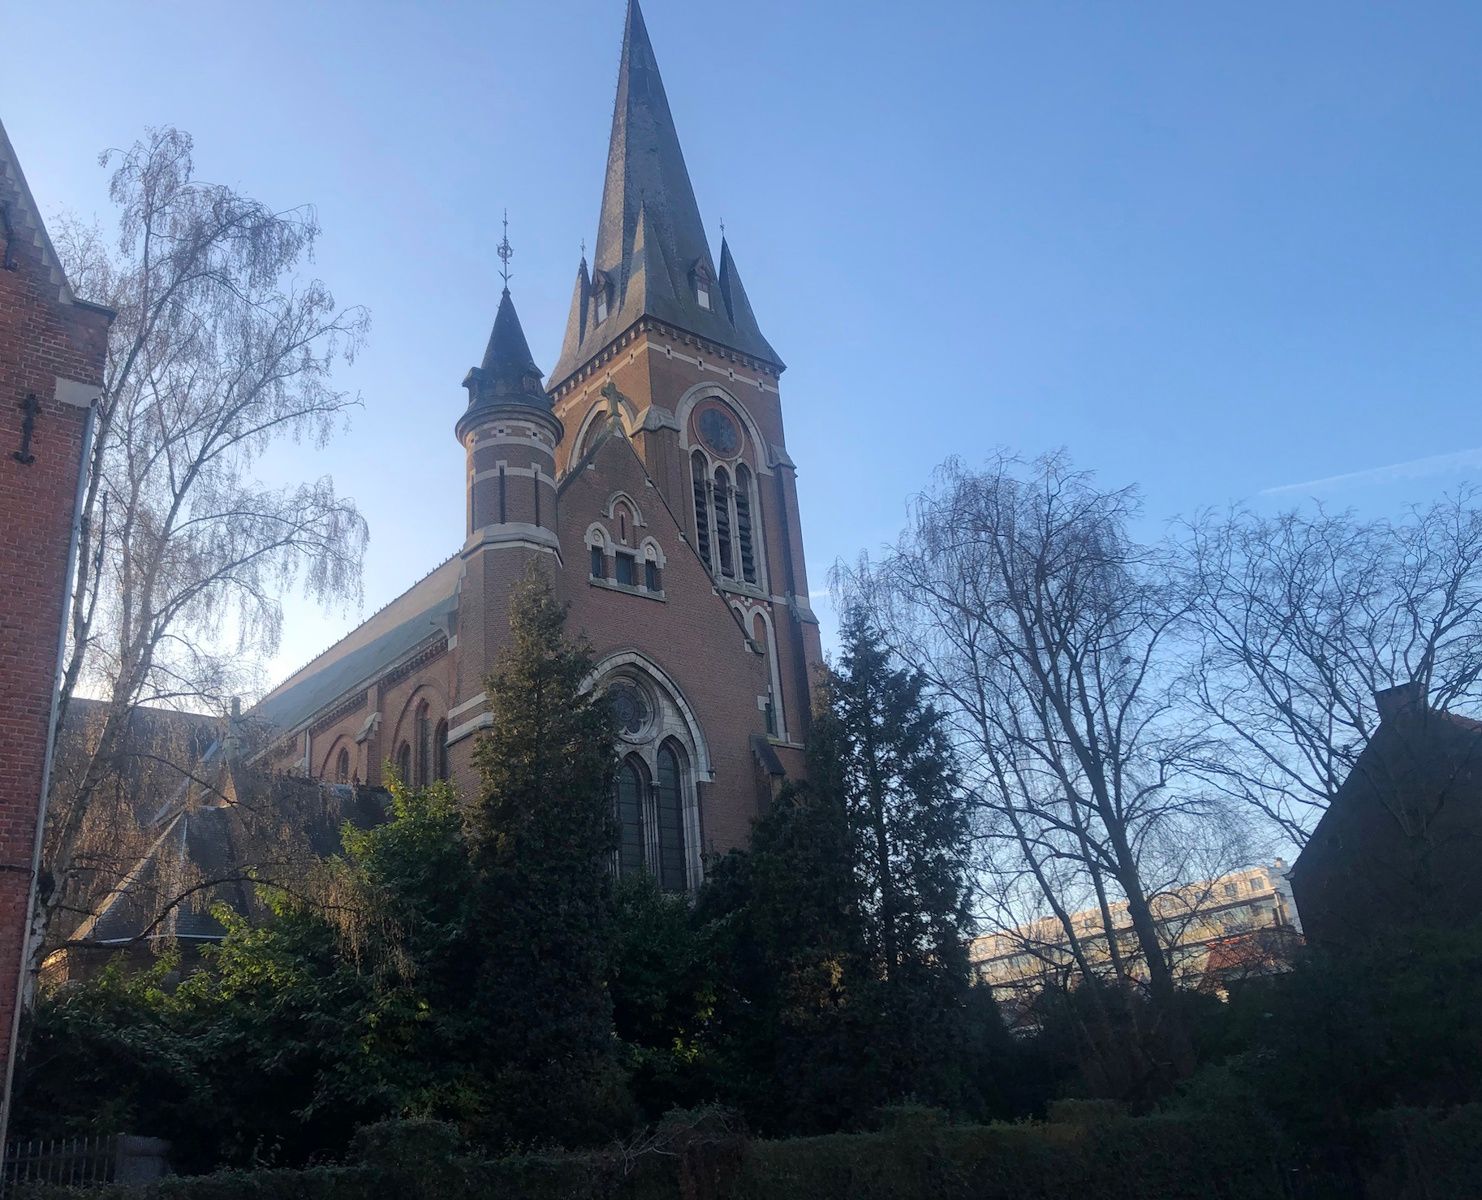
{"left": 1181, "top": 491, "right": 1482, "bottom": 845}
{"left": 37, "top": 127, "right": 369, "bottom": 975}
{"left": 847, "top": 452, "right": 1240, "bottom": 1086}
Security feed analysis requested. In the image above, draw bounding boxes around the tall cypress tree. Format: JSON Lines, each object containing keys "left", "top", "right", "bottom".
{"left": 469, "top": 563, "right": 630, "bottom": 1148}
{"left": 818, "top": 604, "right": 977, "bottom": 1107}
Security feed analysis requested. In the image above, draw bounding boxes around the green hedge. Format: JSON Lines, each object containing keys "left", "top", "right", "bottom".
{"left": 1358, "top": 1105, "right": 1482, "bottom": 1200}
{"left": 16, "top": 1154, "right": 676, "bottom": 1200}
{"left": 19, "top": 1106, "right": 1482, "bottom": 1200}
{"left": 735, "top": 1115, "right": 1286, "bottom": 1200}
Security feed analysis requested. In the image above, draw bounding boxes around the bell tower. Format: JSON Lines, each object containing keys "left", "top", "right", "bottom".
{"left": 545, "top": 0, "right": 822, "bottom": 754}
{"left": 453, "top": 245, "right": 564, "bottom": 703}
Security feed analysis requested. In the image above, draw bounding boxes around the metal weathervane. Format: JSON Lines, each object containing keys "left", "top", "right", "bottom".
{"left": 497, "top": 209, "right": 514, "bottom": 287}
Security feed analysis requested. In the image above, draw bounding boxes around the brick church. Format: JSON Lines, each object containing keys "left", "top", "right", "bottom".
{"left": 253, "top": 0, "right": 821, "bottom": 890}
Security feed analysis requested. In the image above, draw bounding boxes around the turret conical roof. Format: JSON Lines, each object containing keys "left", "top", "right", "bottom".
{"left": 458, "top": 287, "right": 553, "bottom": 440}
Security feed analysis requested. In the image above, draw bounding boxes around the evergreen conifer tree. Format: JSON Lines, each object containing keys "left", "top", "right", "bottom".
{"left": 816, "top": 604, "right": 978, "bottom": 1107}
{"left": 468, "top": 563, "right": 630, "bottom": 1148}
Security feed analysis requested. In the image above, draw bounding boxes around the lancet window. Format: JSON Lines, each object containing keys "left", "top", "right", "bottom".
{"left": 602, "top": 670, "right": 701, "bottom": 892}
{"left": 689, "top": 406, "right": 759, "bottom": 589}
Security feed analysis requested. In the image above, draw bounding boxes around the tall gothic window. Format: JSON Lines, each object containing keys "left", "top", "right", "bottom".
{"left": 655, "top": 743, "right": 687, "bottom": 892}
{"left": 713, "top": 467, "right": 735, "bottom": 578}
{"left": 614, "top": 758, "right": 647, "bottom": 878}
{"left": 396, "top": 741, "right": 412, "bottom": 783}
{"left": 735, "top": 464, "right": 757, "bottom": 584}
{"left": 691, "top": 452, "right": 712, "bottom": 570}
{"left": 415, "top": 702, "right": 431, "bottom": 787}
{"left": 336, "top": 747, "right": 351, "bottom": 785}
{"left": 434, "top": 720, "right": 449, "bottom": 782}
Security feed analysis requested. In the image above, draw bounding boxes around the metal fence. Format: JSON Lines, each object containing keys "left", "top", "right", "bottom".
{"left": 2, "top": 1134, "right": 117, "bottom": 1189}
{"left": 0, "top": 1134, "right": 169, "bottom": 1191}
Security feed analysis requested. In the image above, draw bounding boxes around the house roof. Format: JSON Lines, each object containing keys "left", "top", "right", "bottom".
{"left": 0, "top": 115, "right": 114, "bottom": 316}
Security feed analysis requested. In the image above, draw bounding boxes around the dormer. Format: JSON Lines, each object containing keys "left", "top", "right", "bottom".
{"left": 592, "top": 269, "right": 614, "bottom": 324}
{"left": 690, "top": 258, "right": 714, "bottom": 312}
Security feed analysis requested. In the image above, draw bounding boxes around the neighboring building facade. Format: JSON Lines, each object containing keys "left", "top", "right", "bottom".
{"left": 1291, "top": 682, "right": 1482, "bottom": 947}
{"left": 0, "top": 119, "right": 113, "bottom": 1131}
{"left": 971, "top": 863, "right": 1302, "bottom": 1021}
{"left": 251, "top": 0, "right": 821, "bottom": 887}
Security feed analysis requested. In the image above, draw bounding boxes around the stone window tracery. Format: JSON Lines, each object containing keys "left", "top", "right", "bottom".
{"left": 601, "top": 669, "right": 701, "bottom": 892}
{"left": 687, "top": 400, "right": 760, "bottom": 589}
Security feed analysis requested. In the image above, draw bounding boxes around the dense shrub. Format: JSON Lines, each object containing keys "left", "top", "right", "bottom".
{"left": 18, "top": 1106, "right": 1482, "bottom": 1200}
{"left": 735, "top": 1115, "right": 1288, "bottom": 1200}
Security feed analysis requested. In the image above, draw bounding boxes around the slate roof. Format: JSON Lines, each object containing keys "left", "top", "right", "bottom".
{"left": 549, "top": 0, "right": 781, "bottom": 388}
{"left": 81, "top": 770, "right": 392, "bottom": 947}
{"left": 459, "top": 287, "right": 555, "bottom": 440}
{"left": 252, "top": 553, "right": 461, "bottom": 736}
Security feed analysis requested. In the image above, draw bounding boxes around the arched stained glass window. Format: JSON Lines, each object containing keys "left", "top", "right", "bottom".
{"left": 396, "top": 742, "right": 412, "bottom": 783}
{"left": 655, "top": 743, "right": 687, "bottom": 892}
{"left": 434, "top": 720, "right": 449, "bottom": 782}
{"left": 336, "top": 747, "right": 351, "bottom": 785}
{"left": 614, "top": 757, "right": 647, "bottom": 878}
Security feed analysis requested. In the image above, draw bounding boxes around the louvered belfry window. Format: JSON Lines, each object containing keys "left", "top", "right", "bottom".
{"left": 735, "top": 464, "right": 756, "bottom": 584}
{"left": 691, "top": 452, "right": 712, "bottom": 569}
{"left": 713, "top": 467, "right": 735, "bottom": 577}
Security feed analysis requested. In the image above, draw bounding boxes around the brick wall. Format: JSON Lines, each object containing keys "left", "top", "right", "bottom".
{"left": 0, "top": 132, "right": 112, "bottom": 1133}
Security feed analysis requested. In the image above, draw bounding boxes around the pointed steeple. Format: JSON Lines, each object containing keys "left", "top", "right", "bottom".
{"left": 549, "top": 0, "right": 782, "bottom": 388}
{"left": 718, "top": 237, "right": 780, "bottom": 367}
{"left": 458, "top": 287, "right": 553, "bottom": 442}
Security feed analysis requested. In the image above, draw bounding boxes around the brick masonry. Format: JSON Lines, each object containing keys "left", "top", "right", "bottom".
{"left": 0, "top": 122, "right": 112, "bottom": 1130}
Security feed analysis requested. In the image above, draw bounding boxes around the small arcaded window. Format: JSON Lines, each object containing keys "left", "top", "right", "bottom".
{"left": 616, "top": 552, "right": 636, "bottom": 587}
{"left": 591, "top": 545, "right": 606, "bottom": 578}
{"left": 645, "top": 560, "right": 660, "bottom": 592}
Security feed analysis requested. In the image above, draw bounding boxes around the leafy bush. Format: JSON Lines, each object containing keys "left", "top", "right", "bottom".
{"left": 1044, "top": 1098, "right": 1125, "bottom": 1125}
{"left": 18, "top": 1107, "right": 1482, "bottom": 1199}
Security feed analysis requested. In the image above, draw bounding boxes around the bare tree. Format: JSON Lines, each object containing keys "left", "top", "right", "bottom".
{"left": 36, "top": 127, "right": 369, "bottom": 979}
{"left": 848, "top": 452, "right": 1240, "bottom": 1084}
{"left": 1181, "top": 491, "right": 1482, "bottom": 845}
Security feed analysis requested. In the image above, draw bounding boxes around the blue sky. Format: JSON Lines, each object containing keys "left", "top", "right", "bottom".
{"left": 5, "top": 1, "right": 1480, "bottom": 689}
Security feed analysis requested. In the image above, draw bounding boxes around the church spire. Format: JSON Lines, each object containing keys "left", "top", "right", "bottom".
{"left": 549, "top": 0, "right": 781, "bottom": 388}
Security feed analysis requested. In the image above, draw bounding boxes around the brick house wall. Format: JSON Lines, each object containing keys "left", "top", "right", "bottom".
{"left": 0, "top": 119, "right": 113, "bottom": 1133}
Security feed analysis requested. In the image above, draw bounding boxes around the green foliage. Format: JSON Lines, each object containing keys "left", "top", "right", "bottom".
{"left": 694, "top": 780, "right": 873, "bottom": 1133}
{"left": 468, "top": 562, "right": 631, "bottom": 1149}
{"left": 20, "top": 1107, "right": 1482, "bottom": 1199}
{"left": 15, "top": 780, "right": 483, "bottom": 1170}
{"left": 13, "top": 955, "right": 203, "bottom": 1144}
{"left": 733, "top": 1115, "right": 1288, "bottom": 1200}
{"left": 1171, "top": 924, "right": 1482, "bottom": 1144}
{"left": 609, "top": 873, "right": 721, "bottom": 1117}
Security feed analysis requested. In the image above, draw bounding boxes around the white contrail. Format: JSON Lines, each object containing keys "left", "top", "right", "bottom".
{"left": 1261, "top": 447, "right": 1482, "bottom": 496}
